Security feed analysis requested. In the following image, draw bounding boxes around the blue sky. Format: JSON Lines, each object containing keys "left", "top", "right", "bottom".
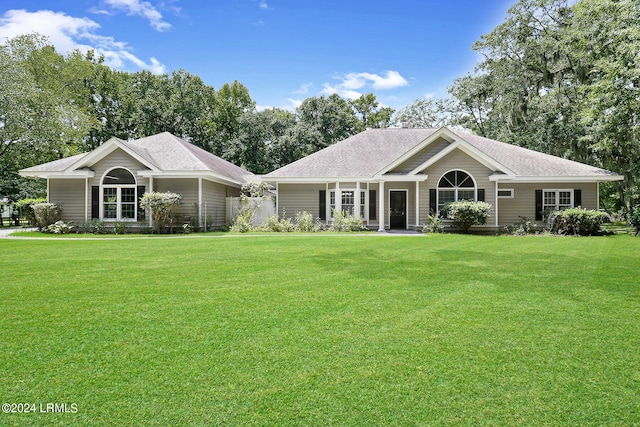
{"left": 0, "top": 0, "right": 514, "bottom": 111}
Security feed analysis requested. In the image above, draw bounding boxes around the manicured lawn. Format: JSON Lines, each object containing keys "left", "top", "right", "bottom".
{"left": 1, "top": 234, "right": 639, "bottom": 426}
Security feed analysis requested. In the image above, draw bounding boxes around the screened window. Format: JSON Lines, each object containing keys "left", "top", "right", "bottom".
{"left": 102, "top": 168, "right": 137, "bottom": 221}
{"left": 437, "top": 170, "right": 476, "bottom": 211}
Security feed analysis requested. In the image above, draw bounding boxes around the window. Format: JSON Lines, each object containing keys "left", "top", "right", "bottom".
{"left": 543, "top": 189, "right": 573, "bottom": 212}
{"left": 437, "top": 170, "right": 476, "bottom": 212}
{"left": 102, "top": 168, "right": 137, "bottom": 221}
{"left": 497, "top": 189, "right": 514, "bottom": 198}
{"left": 329, "top": 190, "right": 367, "bottom": 218}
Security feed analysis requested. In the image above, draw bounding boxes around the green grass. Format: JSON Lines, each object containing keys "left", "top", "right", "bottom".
{"left": 1, "top": 234, "right": 639, "bottom": 426}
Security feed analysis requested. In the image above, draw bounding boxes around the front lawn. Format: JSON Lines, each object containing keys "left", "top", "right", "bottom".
{"left": 1, "top": 234, "right": 638, "bottom": 426}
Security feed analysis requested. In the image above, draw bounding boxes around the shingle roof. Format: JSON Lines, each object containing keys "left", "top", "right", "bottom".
{"left": 21, "top": 132, "right": 255, "bottom": 184}
{"left": 264, "top": 127, "right": 621, "bottom": 179}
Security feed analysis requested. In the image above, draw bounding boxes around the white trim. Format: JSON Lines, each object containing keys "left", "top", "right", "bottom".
{"left": 436, "top": 169, "right": 478, "bottom": 214}
{"left": 100, "top": 167, "right": 138, "bottom": 222}
{"left": 378, "top": 181, "right": 385, "bottom": 232}
{"left": 497, "top": 188, "right": 514, "bottom": 198}
{"left": 68, "top": 138, "right": 160, "bottom": 173}
{"left": 275, "top": 182, "right": 279, "bottom": 216}
{"left": 415, "top": 181, "right": 420, "bottom": 227}
{"left": 138, "top": 170, "right": 244, "bottom": 187}
{"left": 388, "top": 189, "right": 409, "bottom": 229}
{"left": 19, "top": 170, "right": 95, "bottom": 179}
{"left": 542, "top": 188, "right": 574, "bottom": 212}
{"left": 372, "top": 174, "right": 428, "bottom": 182}
{"left": 489, "top": 175, "right": 623, "bottom": 182}
{"left": 495, "top": 181, "right": 499, "bottom": 227}
{"left": 198, "top": 177, "right": 203, "bottom": 228}
{"left": 85, "top": 177, "right": 89, "bottom": 222}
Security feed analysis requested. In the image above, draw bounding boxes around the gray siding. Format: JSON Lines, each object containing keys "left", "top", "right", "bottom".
{"left": 278, "top": 183, "right": 326, "bottom": 219}
{"left": 497, "top": 182, "right": 598, "bottom": 226}
{"left": 202, "top": 180, "right": 231, "bottom": 226}
{"left": 49, "top": 179, "right": 86, "bottom": 223}
{"left": 89, "top": 148, "right": 148, "bottom": 188}
{"left": 420, "top": 148, "right": 497, "bottom": 226}
{"left": 154, "top": 178, "right": 199, "bottom": 222}
{"left": 389, "top": 138, "right": 451, "bottom": 173}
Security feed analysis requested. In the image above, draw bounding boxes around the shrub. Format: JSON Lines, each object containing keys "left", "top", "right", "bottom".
{"left": 329, "top": 209, "right": 367, "bottom": 232}
{"left": 139, "top": 192, "right": 182, "bottom": 233}
{"left": 31, "top": 202, "right": 62, "bottom": 230}
{"left": 260, "top": 214, "right": 293, "bottom": 232}
{"left": 114, "top": 221, "right": 127, "bottom": 235}
{"left": 553, "top": 208, "right": 610, "bottom": 236}
{"left": 15, "top": 198, "right": 47, "bottom": 226}
{"left": 423, "top": 212, "right": 444, "bottom": 233}
{"left": 445, "top": 201, "right": 492, "bottom": 233}
{"left": 240, "top": 181, "right": 271, "bottom": 200}
{"left": 80, "top": 219, "right": 108, "bottom": 234}
{"left": 294, "top": 211, "right": 323, "bottom": 232}
{"left": 45, "top": 220, "right": 74, "bottom": 234}
{"left": 630, "top": 208, "right": 640, "bottom": 236}
{"left": 503, "top": 217, "right": 538, "bottom": 236}
{"left": 231, "top": 209, "right": 255, "bottom": 233}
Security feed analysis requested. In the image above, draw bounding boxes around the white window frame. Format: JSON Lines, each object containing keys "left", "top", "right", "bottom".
{"left": 497, "top": 188, "right": 514, "bottom": 198}
{"left": 100, "top": 167, "right": 138, "bottom": 222}
{"left": 542, "top": 189, "right": 574, "bottom": 212}
{"left": 329, "top": 189, "right": 367, "bottom": 219}
{"left": 436, "top": 169, "right": 477, "bottom": 213}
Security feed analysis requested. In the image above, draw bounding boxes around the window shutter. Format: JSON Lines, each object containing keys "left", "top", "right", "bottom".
{"left": 477, "top": 189, "right": 485, "bottom": 202}
{"left": 574, "top": 189, "right": 582, "bottom": 207}
{"left": 369, "top": 190, "right": 376, "bottom": 220}
{"left": 91, "top": 186, "right": 99, "bottom": 219}
{"left": 137, "top": 186, "right": 146, "bottom": 220}
{"left": 319, "top": 190, "right": 326, "bottom": 220}
{"left": 535, "top": 190, "right": 543, "bottom": 220}
{"left": 429, "top": 189, "right": 437, "bottom": 213}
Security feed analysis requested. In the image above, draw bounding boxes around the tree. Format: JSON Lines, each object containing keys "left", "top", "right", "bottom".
{"left": 350, "top": 93, "right": 395, "bottom": 130}
{"left": 296, "top": 94, "right": 359, "bottom": 150}
{"left": 394, "top": 97, "right": 452, "bottom": 129}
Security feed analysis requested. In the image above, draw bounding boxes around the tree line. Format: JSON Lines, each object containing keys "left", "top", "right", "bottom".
{"left": 2, "top": 0, "right": 639, "bottom": 214}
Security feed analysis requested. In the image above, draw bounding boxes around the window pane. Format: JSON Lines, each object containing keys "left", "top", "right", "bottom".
{"left": 559, "top": 191, "right": 572, "bottom": 206}
{"left": 121, "top": 204, "right": 135, "bottom": 219}
{"left": 342, "top": 191, "right": 354, "bottom": 205}
{"left": 103, "top": 187, "right": 117, "bottom": 202}
{"left": 121, "top": 188, "right": 135, "bottom": 203}
{"left": 103, "top": 168, "right": 135, "bottom": 185}
{"left": 544, "top": 191, "right": 556, "bottom": 206}
{"left": 438, "top": 190, "right": 455, "bottom": 210}
{"left": 104, "top": 204, "right": 117, "bottom": 219}
{"left": 458, "top": 190, "right": 475, "bottom": 201}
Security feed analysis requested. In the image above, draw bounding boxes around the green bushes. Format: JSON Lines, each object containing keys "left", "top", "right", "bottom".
{"left": 553, "top": 208, "right": 610, "bottom": 236}
{"left": 31, "top": 202, "right": 62, "bottom": 230}
{"left": 423, "top": 212, "right": 444, "bottom": 233}
{"left": 45, "top": 220, "right": 74, "bottom": 234}
{"left": 14, "top": 198, "right": 47, "bottom": 225}
{"left": 329, "top": 210, "right": 367, "bottom": 232}
{"left": 630, "top": 208, "right": 640, "bottom": 236}
{"left": 444, "top": 201, "right": 492, "bottom": 233}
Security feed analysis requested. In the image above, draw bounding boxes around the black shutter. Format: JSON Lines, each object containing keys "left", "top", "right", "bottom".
{"left": 477, "top": 189, "right": 485, "bottom": 202}
{"left": 535, "top": 190, "right": 543, "bottom": 220}
{"left": 91, "top": 186, "right": 99, "bottom": 219}
{"left": 574, "top": 189, "right": 582, "bottom": 207}
{"left": 429, "top": 189, "right": 437, "bottom": 214}
{"left": 369, "top": 190, "right": 376, "bottom": 220}
{"left": 319, "top": 190, "right": 326, "bottom": 220}
{"left": 137, "top": 186, "right": 146, "bottom": 220}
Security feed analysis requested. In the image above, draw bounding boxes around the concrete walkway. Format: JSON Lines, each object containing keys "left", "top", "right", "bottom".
{"left": 0, "top": 227, "right": 36, "bottom": 238}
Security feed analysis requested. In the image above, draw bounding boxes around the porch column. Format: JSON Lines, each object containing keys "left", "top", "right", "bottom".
{"left": 415, "top": 181, "right": 420, "bottom": 228}
{"left": 378, "top": 181, "right": 385, "bottom": 232}
{"left": 335, "top": 182, "right": 341, "bottom": 217}
{"left": 198, "top": 177, "right": 203, "bottom": 229}
{"left": 85, "top": 177, "right": 89, "bottom": 222}
{"left": 149, "top": 176, "right": 154, "bottom": 227}
{"left": 495, "top": 181, "right": 499, "bottom": 227}
{"left": 355, "top": 181, "right": 361, "bottom": 219}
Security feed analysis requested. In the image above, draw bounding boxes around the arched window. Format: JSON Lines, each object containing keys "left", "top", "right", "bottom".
{"left": 437, "top": 170, "right": 476, "bottom": 212}
{"left": 101, "top": 167, "right": 137, "bottom": 220}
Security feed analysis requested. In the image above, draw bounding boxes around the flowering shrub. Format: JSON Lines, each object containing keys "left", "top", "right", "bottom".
{"left": 45, "top": 220, "right": 74, "bottom": 234}
{"left": 553, "top": 208, "right": 610, "bottom": 236}
{"left": 444, "top": 201, "right": 492, "bottom": 233}
{"left": 329, "top": 209, "right": 367, "bottom": 232}
{"left": 423, "top": 212, "right": 444, "bottom": 233}
{"left": 139, "top": 192, "right": 182, "bottom": 233}
{"left": 503, "top": 217, "right": 538, "bottom": 235}
{"left": 294, "top": 211, "right": 323, "bottom": 232}
{"left": 15, "top": 198, "right": 47, "bottom": 226}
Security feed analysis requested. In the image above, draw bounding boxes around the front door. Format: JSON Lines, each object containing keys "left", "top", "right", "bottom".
{"left": 389, "top": 191, "right": 407, "bottom": 229}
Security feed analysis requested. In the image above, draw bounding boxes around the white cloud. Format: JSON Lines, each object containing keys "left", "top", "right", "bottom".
{"left": 286, "top": 98, "right": 303, "bottom": 109}
{"left": 293, "top": 82, "right": 313, "bottom": 95}
{"left": 104, "top": 0, "right": 172, "bottom": 32}
{"left": 0, "top": 9, "right": 166, "bottom": 74}
{"left": 320, "top": 70, "right": 408, "bottom": 100}
{"left": 259, "top": 2, "right": 270, "bottom": 10}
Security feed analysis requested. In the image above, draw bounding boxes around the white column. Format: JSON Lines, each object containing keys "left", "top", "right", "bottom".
{"left": 149, "top": 176, "right": 154, "bottom": 227}
{"left": 85, "top": 177, "right": 89, "bottom": 222}
{"left": 198, "top": 177, "right": 203, "bottom": 229}
{"left": 495, "top": 181, "right": 499, "bottom": 227}
{"left": 355, "top": 181, "right": 361, "bottom": 219}
{"left": 275, "top": 182, "right": 279, "bottom": 216}
{"left": 335, "top": 182, "right": 341, "bottom": 217}
{"left": 415, "top": 181, "right": 420, "bottom": 228}
{"left": 378, "top": 181, "right": 385, "bottom": 232}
